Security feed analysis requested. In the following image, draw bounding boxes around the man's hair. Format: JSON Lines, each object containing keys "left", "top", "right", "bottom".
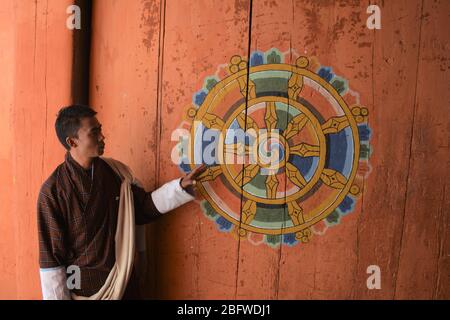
{"left": 55, "top": 104, "right": 97, "bottom": 150}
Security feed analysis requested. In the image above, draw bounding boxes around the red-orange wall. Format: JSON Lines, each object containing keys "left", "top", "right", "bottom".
{"left": 0, "top": 0, "right": 449, "bottom": 300}
{"left": 89, "top": 0, "right": 450, "bottom": 300}
{"left": 0, "top": 0, "right": 74, "bottom": 299}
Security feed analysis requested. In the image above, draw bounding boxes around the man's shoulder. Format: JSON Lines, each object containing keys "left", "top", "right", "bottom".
{"left": 39, "top": 163, "right": 65, "bottom": 197}
{"left": 99, "top": 157, "right": 133, "bottom": 180}
{"left": 99, "top": 156, "right": 128, "bottom": 169}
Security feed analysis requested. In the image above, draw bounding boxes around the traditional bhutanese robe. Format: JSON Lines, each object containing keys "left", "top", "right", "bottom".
{"left": 37, "top": 152, "right": 194, "bottom": 299}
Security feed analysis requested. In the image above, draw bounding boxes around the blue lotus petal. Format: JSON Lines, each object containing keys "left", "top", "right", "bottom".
{"left": 216, "top": 216, "right": 233, "bottom": 231}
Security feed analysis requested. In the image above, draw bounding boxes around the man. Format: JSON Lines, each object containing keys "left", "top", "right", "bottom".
{"left": 37, "top": 104, "right": 205, "bottom": 300}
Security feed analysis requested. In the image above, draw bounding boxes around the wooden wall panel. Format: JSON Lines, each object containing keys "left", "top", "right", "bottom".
{"left": 0, "top": 0, "right": 74, "bottom": 299}
{"left": 0, "top": 0, "right": 18, "bottom": 299}
{"left": 1, "top": 0, "right": 448, "bottom": 300}
{"left": 89, "top": 0, "right": 163, "bottom": 298}
{"left": 155, "top": 0, "right": 251, "bottom": 299}
{"left": 394, "top": 0, "right": 450, "bottom": 299}
{"left": 234, "top": 0, "right": 291, "bottom": 300}
{"left": 278, "top": 0, "right": 369, "bottom": 299}
{"left": 351, "top": 0, "right": 425, "bottom": 299}
{"left": 88, "top": 0, "right": 450, "bottom": 300}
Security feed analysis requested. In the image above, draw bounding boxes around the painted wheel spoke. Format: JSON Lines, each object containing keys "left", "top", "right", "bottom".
{"left": 237, "top": 76, "right": 256, "bottom": 99}
{"left": 234, "top": 164, "right": 259, "bottom": 186}
{"left": 237, "top": 113, "right": 259, "bottom": 134}
{"left": 290, "top": 143, "right": 320, "bottom": 157}
{"left": 224, "top": 143, "right": 250, "bottom": 156}
{"left": 224, "top": 143, "right": 250, "bottom": 165}
{"left": 197, "top": 165, "right": 223, "bottom": 182}
{"left": 287, "top": 201, "right": 305, "bottom": 225}
{"left": 321, "top": 116, "right": 350, "bottom": 134}
{"left": 203, "top": 113, "right": 225, "bottom": 130}
{"left": 265, "top": 173, "right": 279, "bottom": 199}
{"left": 241, "top": 200, "right": 257, "bottom": 225}
{"left": 283, "top": 114, "right": 308, "bottom": 140}
{"left": 264, "top": 101, "right": 278, "bottom": 133}
{"left": 286, "top": 162, "right": 307, "bottom": 188}
{"left": 320, "top": 168, "right": 347, "bottom": 189}
{"left": 288, "top": 73, "right": 304, "bottom": 100}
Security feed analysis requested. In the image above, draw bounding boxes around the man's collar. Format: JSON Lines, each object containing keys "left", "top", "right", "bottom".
{"left": 65, "top": 152, "right": 98, "bottom": 174}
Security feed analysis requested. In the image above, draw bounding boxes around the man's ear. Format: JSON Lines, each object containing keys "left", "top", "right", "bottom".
{"left": 66, "top": 136, "right": 78, "bottom": 149}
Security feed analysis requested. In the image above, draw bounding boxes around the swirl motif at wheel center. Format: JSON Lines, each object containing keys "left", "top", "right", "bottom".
{"left": 179, "top": 50, "right": 372, "bottom": 247}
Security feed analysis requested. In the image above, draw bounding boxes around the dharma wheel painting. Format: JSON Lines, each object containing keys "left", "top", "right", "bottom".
{"left": 176, "top": 48, "right": 372, "bottom": 248}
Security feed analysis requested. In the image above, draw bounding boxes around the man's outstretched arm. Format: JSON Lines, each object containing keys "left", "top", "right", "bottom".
{"left": 133, "top": 164, "right": 207, "bottom": 225}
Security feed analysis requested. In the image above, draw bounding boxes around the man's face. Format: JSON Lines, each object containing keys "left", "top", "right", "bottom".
{"left": 68, "top": 116, "right": 105, "bottom": 157}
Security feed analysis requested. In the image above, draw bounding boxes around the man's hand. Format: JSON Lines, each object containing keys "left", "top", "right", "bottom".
{"left": 180, "top": 164, "right": 207, "bottom": 194}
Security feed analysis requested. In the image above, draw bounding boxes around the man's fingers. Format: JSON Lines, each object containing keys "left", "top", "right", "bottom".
{"left": 182, "top": 164, "right": 207, "bottom": 189}
{"left": 189, "top": 164, "right": 207, "bottom": 178}
{"left": 196, "top": 164, "right": 208, "bottom": 176}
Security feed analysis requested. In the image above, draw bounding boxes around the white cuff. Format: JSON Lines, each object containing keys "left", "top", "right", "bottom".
{"left": 150, "top": 178, "right": 195, "bottom": 214}
{"left": 39, "top": 266, "right": 71, "bottom": 300}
